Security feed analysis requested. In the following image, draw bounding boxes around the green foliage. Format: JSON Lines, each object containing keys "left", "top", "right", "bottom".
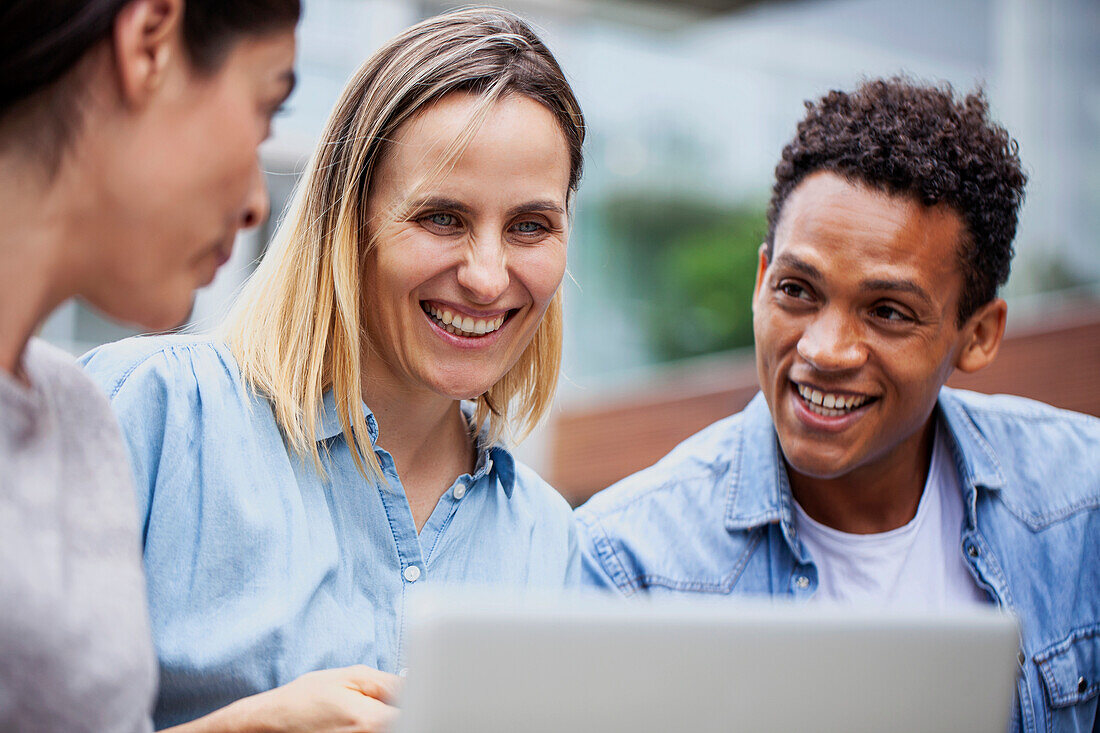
{"left": 597, "top": 194, "right": 767, "bottom": 361}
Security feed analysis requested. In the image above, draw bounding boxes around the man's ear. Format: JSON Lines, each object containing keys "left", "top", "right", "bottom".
{"left": 751, "top": 243, "right": 769, "bottom": 313}
{"left": 112, "top": 0, "right": 184, "bottom": 107}
{"left": 954, "top": 297, "right": 1007, "bottom": 373}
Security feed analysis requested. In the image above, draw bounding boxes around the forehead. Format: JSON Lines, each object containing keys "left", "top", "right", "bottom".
{"left": 773, "top": 171, "right": 966, "bottom": 290}
{"left": 379, "top": 92, "right": 571, "bottom": 199}
{"left": 216, "top": 28, "right": 297, "bottom": 81}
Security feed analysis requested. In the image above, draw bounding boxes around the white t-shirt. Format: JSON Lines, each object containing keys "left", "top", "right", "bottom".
{"left": 793, "top": 424, "right": 989, "bottom": 610}
{"left": 0, "top": 339, "right": 156, "bottom": 732}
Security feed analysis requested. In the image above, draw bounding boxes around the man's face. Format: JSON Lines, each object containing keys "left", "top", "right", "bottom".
{"left": 752, "top": 171, "right": 973, "bottom": 482}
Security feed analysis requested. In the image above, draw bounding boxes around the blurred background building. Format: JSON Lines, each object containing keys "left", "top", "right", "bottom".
{"left": 42, "top": 0, "right": 1100, "bottom": 503}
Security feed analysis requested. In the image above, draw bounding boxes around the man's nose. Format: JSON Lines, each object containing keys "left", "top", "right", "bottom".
{"left": 240, "top": 163, "right": 270, "bottom": 230}
{"left": 457, "top": 233, "right": 509, "bottom": 304}
{"left": 796, "top": 308, "right": 867, "bottom": 372}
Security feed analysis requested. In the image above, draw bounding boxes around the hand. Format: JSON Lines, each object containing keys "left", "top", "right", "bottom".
{"left": 256, "top": 665, "right": 402, "bottom": 733}
{"left": 166, "top": 664, "right": 402, "bottom": 733}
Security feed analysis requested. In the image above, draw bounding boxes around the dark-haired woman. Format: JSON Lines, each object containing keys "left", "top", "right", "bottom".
{"left": 0, "top": 1, "right": 297, "bottom": 731}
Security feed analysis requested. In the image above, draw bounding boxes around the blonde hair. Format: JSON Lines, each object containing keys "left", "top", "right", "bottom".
{"left": 223, "top": 7, "right": 585, "bottom": 479}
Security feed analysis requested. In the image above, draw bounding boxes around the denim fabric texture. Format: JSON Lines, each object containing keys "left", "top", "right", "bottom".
{"left": 576, "top": 389, "right": 1100, "bottom": 733}
{"left": 82, "top": 335, "right": 580, "bottom": 729}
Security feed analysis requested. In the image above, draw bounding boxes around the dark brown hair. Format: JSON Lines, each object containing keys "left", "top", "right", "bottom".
{"left": 765, "top": 77, "right": 1028, "bottom": 324}
{"left": 0, "top": 0, "right": 300, "bottom": 163}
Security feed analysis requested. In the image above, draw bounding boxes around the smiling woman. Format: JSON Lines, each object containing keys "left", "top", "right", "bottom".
{"left": 80, "top": 7, "right": 585, "bottom": 732}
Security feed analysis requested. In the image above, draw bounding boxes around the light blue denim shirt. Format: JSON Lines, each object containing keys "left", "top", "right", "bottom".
{"left": 82, "top": 335, "right": 579, "bottom": 729}
{"left": 576, "top": 389, "right": 1100, "bottom": 733}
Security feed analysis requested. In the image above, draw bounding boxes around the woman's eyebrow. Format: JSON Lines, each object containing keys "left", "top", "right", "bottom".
{"left": 407, "top": 197, "right": 473, "bottom": 215}
{"left": 508, "top": 201, "right": 565, "bottom": 217}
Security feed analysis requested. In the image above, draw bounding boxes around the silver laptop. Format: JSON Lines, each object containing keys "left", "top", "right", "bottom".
{"left": 395, "top": 589, "right": 1020, "bottom": 733}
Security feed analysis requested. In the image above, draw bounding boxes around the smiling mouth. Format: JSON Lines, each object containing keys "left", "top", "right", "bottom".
{"left": 793, "top": 381, "right": 878, "bottom": 417}
{"left": 421, "top": 302, "right": 511, "bottom": 338}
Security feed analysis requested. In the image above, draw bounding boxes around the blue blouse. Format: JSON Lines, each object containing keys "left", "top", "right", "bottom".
{"left": 82, "top": 335, "right": 579, "bottom": 729}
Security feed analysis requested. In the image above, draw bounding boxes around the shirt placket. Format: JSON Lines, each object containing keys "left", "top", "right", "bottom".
{"left": 373, "top": 448, "right": 426, "bottom": 674}
{"left": 961, "top": 514, "right": 1037, "bottom": 733}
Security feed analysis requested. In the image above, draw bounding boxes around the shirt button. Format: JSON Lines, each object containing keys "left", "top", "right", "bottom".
{"left": 1078, "top": 677, "right": 1088, "bottom": 694}
{"left": 454, "top": 484, "right": 466, "bottom": 500}
{"left": 403, "top": 565, "right": 421, "bottom": 583}
{"left": 794, "top": 575, "right": 810, "bottom": 590}
{"left": 966, "top": 545, "right": 979, "bottom": 558}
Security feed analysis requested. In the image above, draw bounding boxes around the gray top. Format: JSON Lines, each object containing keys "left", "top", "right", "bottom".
{"left": 0, "top": 338, "right": 156, "bottom": 733}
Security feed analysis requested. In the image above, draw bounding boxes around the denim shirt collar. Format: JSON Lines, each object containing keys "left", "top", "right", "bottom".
{"left": 723, "top": 393, "right": 801, "bottom": 554}
{"left": 314, "top": 390, "right": 380, "bottom": 445}
{"left": 312, "top": 391, "right": 516, "bottom": 497}
{"left": 722, "top": 388, "right": 1007, "bottom": 552}
{"left": 935, "top": 388, "right": 1007, "bottom": 531}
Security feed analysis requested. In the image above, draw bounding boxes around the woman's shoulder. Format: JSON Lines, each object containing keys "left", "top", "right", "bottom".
{"left": 80, "top": 333, "right": 241, "bottom": 401}
{"left": 508, "top": 455, "right": 575, "bottom": 525}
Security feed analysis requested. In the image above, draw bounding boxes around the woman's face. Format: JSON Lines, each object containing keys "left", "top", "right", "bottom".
{"left": 363, "top": 92, "right": 571, "bottom": 402}
{"left": 82, "top": 27, "right": 297, "bottom": 330}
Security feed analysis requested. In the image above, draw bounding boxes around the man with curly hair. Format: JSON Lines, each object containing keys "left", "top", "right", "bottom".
{"left": 576, "top": 77, "right": 1099, "bottom": 732}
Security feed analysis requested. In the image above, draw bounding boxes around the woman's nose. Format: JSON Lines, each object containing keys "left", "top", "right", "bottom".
{"left": 239, "top": 163, "right": 270, "bottom": 230}
{"left": 457, "top": 235, "right": 509, "bottom": 304}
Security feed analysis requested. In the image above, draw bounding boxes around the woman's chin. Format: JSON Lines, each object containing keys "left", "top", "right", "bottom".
{"left": 88, "top": 291, "right": 194, "bottom": 333}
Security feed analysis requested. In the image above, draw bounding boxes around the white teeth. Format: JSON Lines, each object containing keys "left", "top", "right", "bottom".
{"left": 795, "top": 383, "right": 871, "bottom": 415}
{"left": 422, "top": 304, "right": 507, "bottom": 338}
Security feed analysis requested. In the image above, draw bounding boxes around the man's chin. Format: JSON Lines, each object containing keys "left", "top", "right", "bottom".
{"left": 778, "top": 437, "right": 859, "bottom": 482}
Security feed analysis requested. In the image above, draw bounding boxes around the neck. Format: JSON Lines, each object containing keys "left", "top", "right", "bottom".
{"left": 360, "top": 362, "right": 475, "bottom": 529}
{"left": 788, "top": 417, "right": 936, "bottom": 534}
{"left": 0, "top": 150, "right": 90, "bottom": 382}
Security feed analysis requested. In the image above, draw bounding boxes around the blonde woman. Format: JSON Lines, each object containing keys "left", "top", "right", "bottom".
{"left": 82, "top": 7, "right": 585, "bottom": 732}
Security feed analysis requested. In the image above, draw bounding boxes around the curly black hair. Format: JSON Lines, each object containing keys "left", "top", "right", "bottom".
{"left": 765, "top": 77, "right": 1027, "bottom": 324}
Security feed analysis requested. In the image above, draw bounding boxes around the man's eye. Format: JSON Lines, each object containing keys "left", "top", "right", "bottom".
{"left": 778, "top": 282, "right": 808, "bottom": 299}
{"left": 872, "top": 304, "right": 910, "bottom": 322}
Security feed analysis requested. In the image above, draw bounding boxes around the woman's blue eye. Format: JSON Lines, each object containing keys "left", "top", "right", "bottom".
{"left": 514, "top": 221, "right": 544, "bottom": 234}
{"left": 427, "top": 213, "right": 456, "bottom": 227}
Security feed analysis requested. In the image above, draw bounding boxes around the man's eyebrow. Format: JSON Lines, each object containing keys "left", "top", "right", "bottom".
{"left": 860, "top": 278, "right": 933, "bottom": 305}
{"left": 770, "top": 253, "right": 822, "bottom": 280}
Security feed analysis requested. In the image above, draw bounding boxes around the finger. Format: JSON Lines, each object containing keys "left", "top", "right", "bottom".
{"left": 349, "top": 694, "right": 401, "bottom": 732}
{"left": 341, "top": 664, "right": 404, "bottom": 703}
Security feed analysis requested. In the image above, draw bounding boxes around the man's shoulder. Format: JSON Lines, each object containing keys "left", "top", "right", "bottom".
{"left": 577, "top": 409, "right": 748, "bottom": 526}
{"left": 575, "top": 402, "right": 776, "bottom": 596}
{"left": 941, "top": 388, "right": 1100, "bottom": 525}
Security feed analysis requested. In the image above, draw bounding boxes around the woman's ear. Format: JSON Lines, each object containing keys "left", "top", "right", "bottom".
{"left": 954, "top": 297, "right": 1007, "bottom": 373}
{"left": 112, "top": 0, "right": 184, "bottom": 107}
